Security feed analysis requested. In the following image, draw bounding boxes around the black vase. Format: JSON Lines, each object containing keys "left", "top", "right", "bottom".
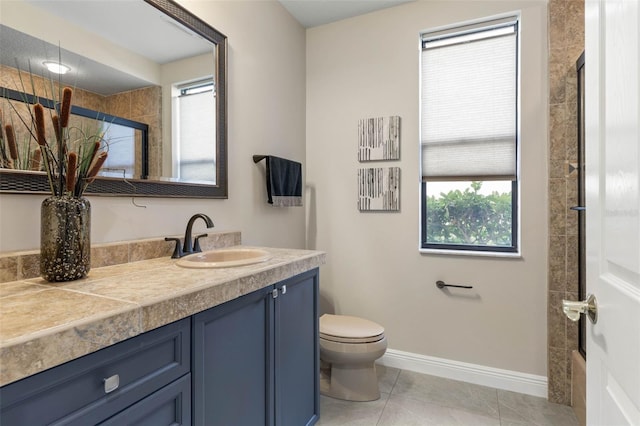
{"left": 40, "top": 195, "right": 91, "bottom": 282}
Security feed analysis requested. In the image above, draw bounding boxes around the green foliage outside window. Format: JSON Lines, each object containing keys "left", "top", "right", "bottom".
{"left": 426, "top": 181, "right": 512, "bottom": 247}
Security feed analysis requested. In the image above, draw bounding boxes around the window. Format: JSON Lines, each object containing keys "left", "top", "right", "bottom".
{"left": 99, "top": 123, "right": 136, "bottom": 178}
{"left": 420, "top": 16, "right": 519, "bottom": 253}
{"left": 173, "top": 79, "right": 216, "bottom": 183}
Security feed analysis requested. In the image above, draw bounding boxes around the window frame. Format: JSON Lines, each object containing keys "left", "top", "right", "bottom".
{"left": 419, "top": 15, "right": 521, "bottom": 255}
{"left": 420, "top": 181, "right": 519, "bottom": 254}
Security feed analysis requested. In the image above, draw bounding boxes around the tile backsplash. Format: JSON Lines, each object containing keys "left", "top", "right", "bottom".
{"left": 0, "top": 231, "right": 241, "bottom": 284}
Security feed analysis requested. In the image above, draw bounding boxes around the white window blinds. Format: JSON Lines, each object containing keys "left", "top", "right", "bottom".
{"left": 421, "top": 18, "right": 518, "bottom": 181}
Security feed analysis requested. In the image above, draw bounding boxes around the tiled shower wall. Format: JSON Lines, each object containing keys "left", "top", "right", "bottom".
{"left": 547, "top": 0, "right": 584, "bottom": 405}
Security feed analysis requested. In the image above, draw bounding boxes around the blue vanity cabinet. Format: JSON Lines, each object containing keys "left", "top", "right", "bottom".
{"left": 193, "top": 268, "right": 320, "bottom": 426}
{"left": 0, "top": 318, "right": 191, "bottom": 425}
{"left": 0, "top": 268, "right": 319, "bottom": 425}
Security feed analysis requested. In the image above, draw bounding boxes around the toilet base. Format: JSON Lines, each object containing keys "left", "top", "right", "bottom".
{"left": 320, "top": 362, "right": 381, "bottom": 402}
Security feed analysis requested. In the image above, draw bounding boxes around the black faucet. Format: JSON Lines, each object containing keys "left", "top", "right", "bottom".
{"left": 183, "top": 213, "right": 214, "bottom": 254}
{"left": 165, "top": 213, "right": 214, "bottom": 258}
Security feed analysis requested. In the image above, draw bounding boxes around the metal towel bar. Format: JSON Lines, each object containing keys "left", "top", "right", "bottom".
{"left": 436, "top": 280, "right": 473, "bottom": 289}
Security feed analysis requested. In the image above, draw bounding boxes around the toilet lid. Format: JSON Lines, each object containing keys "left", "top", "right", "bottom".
{"left": 319, "top": 314, "right": 385, "bottom": 343}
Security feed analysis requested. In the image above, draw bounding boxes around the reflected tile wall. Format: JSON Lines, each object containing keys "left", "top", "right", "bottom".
{"left": 0, "top": 64, "right": 107, "bottom": 171}
{"left": 547, "top": 0, "right": 584, "bottom": 406}
{"left": 1, "top": 64, "right": 161, "bottom": 178}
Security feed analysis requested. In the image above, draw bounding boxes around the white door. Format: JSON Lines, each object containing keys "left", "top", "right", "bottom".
{"left": 584, "top": 0, "right": 640, "bottom": 424}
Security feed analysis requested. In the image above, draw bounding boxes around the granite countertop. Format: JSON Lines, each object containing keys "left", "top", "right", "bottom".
{"left": 0, "top": 245, "right": 326, "bottom": 387}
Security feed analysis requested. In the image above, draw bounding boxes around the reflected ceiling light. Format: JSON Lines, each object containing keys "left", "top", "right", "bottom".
{"left": 43, "top": 61, "right": 70, "bottom": 74}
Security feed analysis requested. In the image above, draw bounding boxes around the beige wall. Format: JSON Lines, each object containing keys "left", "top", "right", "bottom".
{"left": 0, "top": 0, "right": 307, "bottom": 252}
{"left": 1, "top": 0, "right": 552, "bottom": 381}
{"left": 306, "top": 1, "right": 549, "bottom": 375}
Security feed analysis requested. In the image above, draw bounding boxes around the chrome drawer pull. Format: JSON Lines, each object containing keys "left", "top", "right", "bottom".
{"left": 103, "top": 374, "right": 120, "bottom": 394}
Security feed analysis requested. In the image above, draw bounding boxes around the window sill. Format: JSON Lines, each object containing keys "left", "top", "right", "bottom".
{"left": 419, "top": 247, "right": 522, "bottom": 258}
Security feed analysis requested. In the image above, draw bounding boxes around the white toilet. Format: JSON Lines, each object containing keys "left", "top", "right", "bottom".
{"left": 319, "top": 314, "right": 387, "bottom": 401}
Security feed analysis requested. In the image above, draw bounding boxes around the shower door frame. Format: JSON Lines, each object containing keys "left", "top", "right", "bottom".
{"left": 576, "top": 51, "right": 586, "bottom": 359}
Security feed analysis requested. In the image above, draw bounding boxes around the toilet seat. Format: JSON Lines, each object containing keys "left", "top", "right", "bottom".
{"left": 320, "top": 333, "right": 385, "bottom": 344}
{"left": 320, "top": 314, "right": 385, "bottom": 344}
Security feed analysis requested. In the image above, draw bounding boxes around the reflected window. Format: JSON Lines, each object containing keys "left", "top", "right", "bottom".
{"left": 100, "top": 123, "right": 136, "bottom": 179}
{"left": 173, "top": 79, "right": 216, "bottom": 183}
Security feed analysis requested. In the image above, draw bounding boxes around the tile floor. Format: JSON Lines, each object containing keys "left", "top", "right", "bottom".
{"left": 317, "top": 366, "right": 579, "bottom": 426}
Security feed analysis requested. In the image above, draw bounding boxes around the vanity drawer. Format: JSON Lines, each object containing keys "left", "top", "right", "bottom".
{"left": 0, "top": 318, "right": 190, "bottom": 426}
{"left": 100, "top": 374, "right": 191, "bottom": 426}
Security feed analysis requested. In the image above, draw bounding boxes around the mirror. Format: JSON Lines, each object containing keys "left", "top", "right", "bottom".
{"left": 0, "top": 0, "right": 227, "bottom": 198}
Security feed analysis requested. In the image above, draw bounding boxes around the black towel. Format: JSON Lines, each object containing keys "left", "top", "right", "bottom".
{"left": 265, "top": 156, "right": 302, "bottom": 207}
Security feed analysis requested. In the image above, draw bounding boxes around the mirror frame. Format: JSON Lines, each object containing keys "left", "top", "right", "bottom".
{"left": 0, "top": 0, "right": 228, "bottom": 198}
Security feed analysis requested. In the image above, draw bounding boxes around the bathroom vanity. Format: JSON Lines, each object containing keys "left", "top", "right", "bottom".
{"left": 0, "top": 241, "right": 325, "bottom": 426}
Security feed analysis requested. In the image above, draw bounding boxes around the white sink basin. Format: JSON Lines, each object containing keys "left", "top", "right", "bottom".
{"left": 176, "top": 248, "right": 271, "bottom": 269}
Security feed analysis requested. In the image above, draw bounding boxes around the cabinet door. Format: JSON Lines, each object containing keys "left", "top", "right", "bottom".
{"left": 192, "top": 286, "right": 273, "bottom": 426}
{"left": 274, "top": 269, "right": 319, "bottom": 426}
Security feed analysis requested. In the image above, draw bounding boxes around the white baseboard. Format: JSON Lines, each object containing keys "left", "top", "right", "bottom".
{"left": 377, "top": 348, "right": 548, "bottom": 398}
